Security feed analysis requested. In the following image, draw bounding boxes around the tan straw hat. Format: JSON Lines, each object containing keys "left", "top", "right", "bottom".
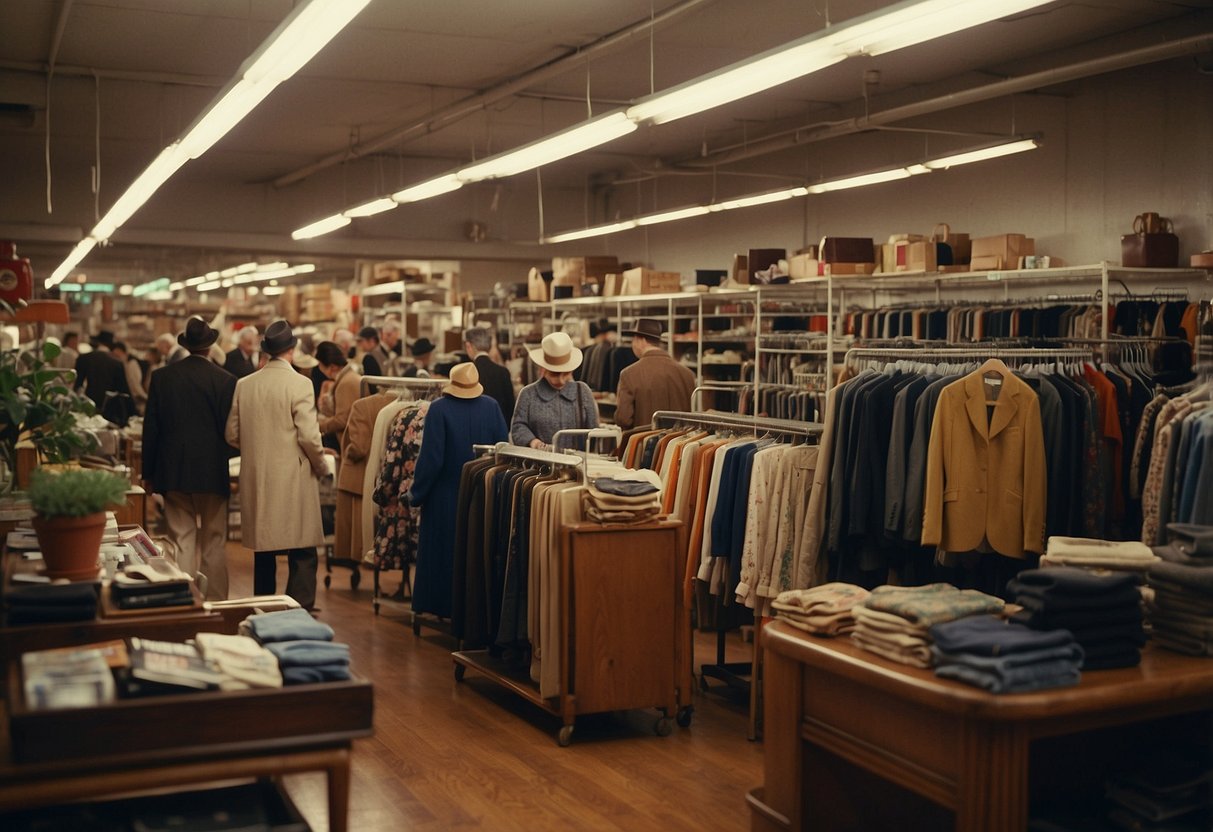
{"left": 443, "top": 361, "right": 483, "bottom": 399}
{"left": 527, "top": 331, "right": 583, "bottom": 373}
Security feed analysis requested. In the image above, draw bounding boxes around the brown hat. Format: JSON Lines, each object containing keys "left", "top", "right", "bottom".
{"left": 443, "top": 362, "right": 483, "bottom": 399}
{"left": 620, "top": 318, "right": 666, "bottom": 342}
{"left": 527, "top": 331, "right": 583, "bottom": 373}
{"left": 261, "top": 319, "right": 298, "bottom": 355}
{"left": 178, "top": 316, "right": 219, "bottom": 351}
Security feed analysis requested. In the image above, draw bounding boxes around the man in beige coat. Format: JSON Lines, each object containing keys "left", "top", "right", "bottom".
{"left": 615, "top": 318, "right": 696, "bottom": 430}
{"left": 225, "top": 320, "right": 328, "bottom": 609}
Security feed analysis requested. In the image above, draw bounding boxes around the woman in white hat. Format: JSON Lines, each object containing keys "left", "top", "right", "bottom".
{"left": 510, "top": 331, "right": 599, "bottom": 450}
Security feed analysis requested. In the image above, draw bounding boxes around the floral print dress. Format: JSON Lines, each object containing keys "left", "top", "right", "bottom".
{"left": 372, "top": 401, "right": 429, "bottom": 571}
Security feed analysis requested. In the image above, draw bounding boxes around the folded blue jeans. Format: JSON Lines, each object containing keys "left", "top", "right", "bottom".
{"left": 266, "top": 640, "right": 350, "bottom": 667}
{"left": 929, "top": 614, "right": 1074, "bottom": 656}
{"left": 245, "top": 608, "right": 334, "bottom": 644}
{"left": 935, "top": 660, "right": 1081, "bottom": 693}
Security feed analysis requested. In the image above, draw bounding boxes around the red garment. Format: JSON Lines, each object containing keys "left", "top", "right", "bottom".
{"left": 1083, "top": 365, "right": 1124, "bottom": 525}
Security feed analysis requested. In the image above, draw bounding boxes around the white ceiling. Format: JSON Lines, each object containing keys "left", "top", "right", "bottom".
{"left": 0, "top": 0, "right": 1211, "bottom": 288}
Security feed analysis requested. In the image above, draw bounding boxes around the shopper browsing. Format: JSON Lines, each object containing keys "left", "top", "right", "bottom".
{"left": 463, "top": 326, "right": 515, "bottom": 423}
{"left": 316, "top": 341, "right": 360, "bottom": 441}
{"left": 401, "top": 337, "right": 436, "bottom": 378}
{"left": 142, "top": 317, "right": 237, "bottom": 600}
{"left": 357, "top": 326, "right": 391, "bottom": 378}
{"left": 225, "top": 320, "right": 329, "bottom": 611}
{"left": 614, "top": 317, "right": 695, "bottom": 430}
{"left": 223, "top": 326, "right": 260, "bottom": 378}
{"left": 510, "top": 331, "right": 598, "bottom": 450}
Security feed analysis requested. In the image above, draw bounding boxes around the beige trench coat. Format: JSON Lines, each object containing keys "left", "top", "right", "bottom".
{"left": 225, "top": 358, "right": 327, "bottom": 551}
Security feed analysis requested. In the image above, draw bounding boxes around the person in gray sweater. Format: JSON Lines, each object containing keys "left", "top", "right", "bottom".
{"left": 510, "top": 331, "right": 598, "bottom": 450}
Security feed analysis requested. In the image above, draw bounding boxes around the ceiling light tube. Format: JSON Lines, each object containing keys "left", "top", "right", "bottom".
{"left": 713, "top": 187, "right": 809, "bottom": 211}
{"left": 45, "top": 237, "right": 97, "bottom": 288}
{"left": 262, "top": 286, "right": 286, "bottom": 296}
{"left": 241, "top": 0, "right": 373, "bottom": 86}
{"left": 635, "top": 206, "right": 711, "bottom": 226}
{"left": 923, "top": 138, "right": 1040, "bottom": 170}
{"left": 169, "top": 282, "right": 185, "bottom": 291}
{"left": 291, "top": 214, "right": 351, "bottom": 240}
{"left": 197, "top": 280, "right": 223, "bottom": 292}
{"left": 458, "top": 112, "right": 637, "bottom": 182}
{"left": 343, "top": 197, "right": 397, "bottom": 218}
{"left": 256, "top": 261, "right": 289, "bottom": 272}
{"left": 392, "top": 174, "right": 463, "bottom": 204}
{"left": 806, "top": 168, "right": 915, "bottom": 194}
{"left": 543, "top": 220, "right": 637, "bottom": 244}
{"left": 827, "top": 0, "right": 1054, "bottom": 58}
{"left": 91, "top": 144, "right": 191, "bottom": 241}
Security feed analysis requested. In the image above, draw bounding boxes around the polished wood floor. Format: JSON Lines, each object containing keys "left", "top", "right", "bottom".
{"left": 228, "top": 544, "right": 763, "bottom": 831}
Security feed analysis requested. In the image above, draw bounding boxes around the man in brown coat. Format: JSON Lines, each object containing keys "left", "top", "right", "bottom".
{"left": 614, "top": 318, "right": 696, "bottom": 430}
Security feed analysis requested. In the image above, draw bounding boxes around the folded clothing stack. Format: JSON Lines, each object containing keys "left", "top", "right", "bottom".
{"left": 1008, "top": 567, "right": 1145, "bottom": 670}
{"left": 195, "top": 632, "right": 282, "bottom": 689}
{"left": 240, "top": 608, "right": 350, "bottom": 684}
{"left": 4, "top": 582, "right": 98, "bottom": 625}
{"left": 1105, "top": 749, "right": 1213, "bottom": 832}
{"left": 851, "top": 583, "right": 1005, "bottom": 669}
{"left": 771, "top": 583, "right": 869, "bottom": 637}
{"left": 1041, "top": 536, "right": 1159, "bottom": 572}
{"left": 581, "top": 472, "right": 663, "bottom": 524}
{"left": 928, "top": 615, "right": 1083, "bottom": 693}
{"left": 1148, "top": 523, "right": 1213, "bottom": 657}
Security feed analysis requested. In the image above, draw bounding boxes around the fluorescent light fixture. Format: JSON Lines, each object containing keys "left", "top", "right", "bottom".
{"left": 82, "top": 283, "right": 114, "bottom": 293}
{"left": 236, "top": 262, "right": 259, "bottom": 274}
{"left": 635, "top": 206, "right": 711, "bottom": 227}
{"left": 90, "top": 145, "right": 191, "bottom": 241}
{"left": 59, "top": 284, "right": 81, "bottom": 293}
{"left": 923, "top": 138, "right": 1040, "bottom": 169}
{"left": 392, "top": 174, "right": 462, "bottom": 204}
{"left": 241, "top": 0, "right": 372, "bottom": 86}
{"left": 829, "top": 0, "right": 1054, "bottom": 57}
{"left": 344, "top": 197, "right": 397, "bottom": 218}
{"left": 542, "top": 220, "right": 637, "bottom": 244}
{"left": 291, "top": 214, "right": 351, "bottom": 240}
{"left": 169, "top": 282, "right": 185, "bottom": 291}
{"left": 133, "top": 277, "right": 171, "bottom": 297}
{"left": 197, "top": 280, "right": 222, "bottom": 292}
{"left": 46, "top": 238, "right": 97, "bottom": 288}
{"left": 184, "top": 276, "right": 208, "bottom": 287}
{"left": 257, "top": 261, "right": 289, "bottom": 272}
{"left": 118, "top": 284, "right": 134, "bottom": 296}
{"left": 807, "top": 168, "right": 917, "bottom": 194}
{"left": 458, "top": 112, "right": 637, "bottom": 182}
{"left": 221, "top": 279, "right": 234, "bottom": 288}
{"left": 262, "top": 286, "right": 286, "bottom": 296}
{"left": 714, "top": 187, "right": 809, "bottom": 211}
{"left": 231, "top": 263, "right": 316, "bottom": 286}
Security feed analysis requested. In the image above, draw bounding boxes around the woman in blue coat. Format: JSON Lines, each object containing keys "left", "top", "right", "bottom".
{"left": 408, "top": 362, "right": 508, "bottom": 618}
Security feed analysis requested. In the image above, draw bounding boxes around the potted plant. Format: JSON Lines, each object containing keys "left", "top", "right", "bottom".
{"left": 28, "top": 468, "right": 129, "bottom": 579}
{"left": 0, "top": 338, "right": 99, "bottom": 493}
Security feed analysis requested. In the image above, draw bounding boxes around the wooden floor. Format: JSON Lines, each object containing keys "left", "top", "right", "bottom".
{"left": 228, "top": 543, "right": 764, "bottom": 831}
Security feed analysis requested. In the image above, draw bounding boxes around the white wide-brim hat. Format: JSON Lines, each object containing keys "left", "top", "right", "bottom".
{"left": 528, "top": 331, "right": 583, "bottom": 373}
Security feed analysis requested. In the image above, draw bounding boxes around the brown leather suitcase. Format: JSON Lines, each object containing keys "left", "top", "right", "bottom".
{"left": 1121, "top": 233, "right": 1179, "bottom": 268}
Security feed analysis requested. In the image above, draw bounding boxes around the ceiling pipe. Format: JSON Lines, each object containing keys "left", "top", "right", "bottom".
{"left": 679, "top": 32, "right": 1213, "bottom": 169}
{"left": 46, "top": 0, "right": 75, "bottom": 71}
{"left": 1, "top": 59, "right": 225, "bottom": 88}
{"left": 270, "top": 0, "right": 720, "bottom": 189}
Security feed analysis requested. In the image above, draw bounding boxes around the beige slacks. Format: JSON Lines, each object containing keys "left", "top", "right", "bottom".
{"left": 163, "top": 491, "right": 229, "bottom": 601}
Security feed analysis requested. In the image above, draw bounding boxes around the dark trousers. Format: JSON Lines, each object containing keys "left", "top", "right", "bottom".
{"left": 254, "top": 547, "right": 318, "bottom": 609}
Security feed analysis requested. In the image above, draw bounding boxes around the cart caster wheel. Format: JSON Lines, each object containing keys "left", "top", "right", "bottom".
{"left": 324, "top": 574, "right": 332, "bottom": 589}
{"left": 350, "top": 569, "right": 361, "bottom": 590}
{"left": 654, "top": 717, "right": 673, "bottom": 737}
{"left": 454, "top": 663, "right": 466, "bottom": 682}
{"left": 557, "top": 725, "right": 574, "bottom": 747}
{"left": 676, "top": 706, "right": 694, "bottom": 728}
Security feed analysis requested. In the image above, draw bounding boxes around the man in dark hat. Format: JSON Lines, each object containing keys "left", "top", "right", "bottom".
{"left": 614, "top": 317, "right": 695, "bottom": 430}
{"left": 74, "top": 329, "right": 135, "bottom": 426}
{"left": 223, "top": 325, "right": 260, "bottom": 379}
{"left": 462, "top": 326, "right": 514, "bottom": 422}
{"left": 225, "top": 320, "right": 329, "bottom": 610}
{"left": 401, "top": 337, "right": 436, "bottom": 379}
{"left": 357, "top": 325, "right": 391, "bottom": 378}
{"left": 142, "top": 317, "right": 237, "bottom": 600}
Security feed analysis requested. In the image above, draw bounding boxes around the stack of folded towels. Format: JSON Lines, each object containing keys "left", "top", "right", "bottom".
{"left": 1007, "top": 567, "right": 1145, "bottom": 669}
{"left": 194, "top": 632, "right": 282, "bottom": 690}
{"left": 928, "top": 615, "right": 1083, "bottom": 693}
{"left": 851, "top": 584, "right": 1004, "bottom": 669}
{"left": 581, "top": 471, "right": 663, "bottom": 524}
{"left": 1041, "top": 536, "right": 1159, "bottom": 573}
{"left": 1148, "top": 524, "right": 1213, "bottom": 656}
{"left": 241, "top": 608, "right": 351, "bottom": 684}
{"left": 771, "top": 583, "right": 869, "bottom": 637}
{"left": 1105, "top": 748, "right": 1213, "bottom": 831}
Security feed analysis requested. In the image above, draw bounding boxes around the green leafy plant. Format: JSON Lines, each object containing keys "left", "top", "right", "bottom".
{"left": 27, "top": 468, "right": 128, "bottom": 518}
{"left": 0, "top": 336, "right": 99, "bottom": 490}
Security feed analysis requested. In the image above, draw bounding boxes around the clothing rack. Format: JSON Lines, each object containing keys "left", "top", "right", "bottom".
{"left": 358, "top": 375, "right": 445, "bottom": 398}
{"left": 843, "top": 345, "right": 1094, "bottom": 369}
{"left": 651, "top": 409, "right": 822, "bottom": 741}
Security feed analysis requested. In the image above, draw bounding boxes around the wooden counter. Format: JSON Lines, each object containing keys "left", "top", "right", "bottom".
{"left": 752, "top": 621, "right": 1213, "bottom": 831}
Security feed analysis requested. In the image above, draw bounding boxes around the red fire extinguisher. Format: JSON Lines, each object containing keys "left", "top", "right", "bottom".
{"left": 0, "top": 241, "right": 34, "bottom": 307}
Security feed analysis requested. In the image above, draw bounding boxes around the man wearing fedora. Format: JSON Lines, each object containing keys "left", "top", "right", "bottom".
{"left": 143, "top": 317, "right": 237, "bottom": 600}
{"left": 615, "top": 318, "right": 695, "bottom": 430}
{"left": 225, "top": 320, "right": 329, "bottom": 610}
{"left": 74, "top": 329, "right": 136, "bottom": 426}
{"left": 401, "top": 337, "right": 436, "bottom": 378}
{"left": 511, "top": 331, "right": 598, "bottom": 450}
{"left": 463, "top": 326, "right": 514, "bottom": 422}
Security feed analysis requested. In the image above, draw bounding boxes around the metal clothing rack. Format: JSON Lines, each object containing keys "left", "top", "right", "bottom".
{"left": 358, "top": 374, "right": 445, "bottom": 398}
{"left": 843, "top": 345, "right": 1094, "bottom": 370}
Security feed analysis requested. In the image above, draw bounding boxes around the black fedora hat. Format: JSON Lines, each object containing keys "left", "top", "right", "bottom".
{"left": 409, "top": 337, "right": 435, "bottom": 357}
{"left": 620, "top": 317, "right": 666, "bottom": 341}
{"left": 177, "top": 317, "right": 219, "bottom": 351}
{"left": 261, "top": 320, "right": 298, "bottom": 355}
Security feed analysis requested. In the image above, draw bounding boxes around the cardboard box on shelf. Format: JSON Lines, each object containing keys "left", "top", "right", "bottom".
{"left": 748, "top": 248, "right": 786, "bottom": 281}
{"left": 620, "top": 268, "right": 682, "bottom": 295}
{"left": 819, "top": 237, "right": 875, "bottom": 264}
{"left": 894, "top": 239, "right": 938, "bottom": 273}
{"left": 970, "top": 234, "right": 1034, "bottom": 271}
{"left": 552, "top": 256, "right": 619, "bottom": 284}
{"left": 603, "top": 274, "right": 622, "bottom": 297}
{"left": 931, "top": 223, "right": 970, "bottom": 265}
{"left": 731, "top": 254, "right": 749, "bottom": 284}
{"left": 788, "top": 254, "right": 821, "bottom": 279}
{"left": 825, "top": 263, "right": 878, "bottom": 276}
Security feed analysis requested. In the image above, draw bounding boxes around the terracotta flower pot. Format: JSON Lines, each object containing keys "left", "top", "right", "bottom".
{"left": 32, "top": 512, "right": 106, "bottom": 580}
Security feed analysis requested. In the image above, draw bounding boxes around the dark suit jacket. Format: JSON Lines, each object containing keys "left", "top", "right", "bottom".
{"left": 142, "top": 354, "right": 237, "bottom": 496}
{"left": 74, "top": 348, "right": 134, "bottom": 425}
{"left": 223, "top": 347, "right": 256, "bottom": 378}
{"left": 474, "top": 354, "right": 515, "bottom": 423}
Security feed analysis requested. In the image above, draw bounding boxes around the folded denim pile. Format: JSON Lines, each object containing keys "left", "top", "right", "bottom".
{"left": 581, "top": 471, "right": 663, "bottom": 524}
{"left": 3, "top": 582, "right": 97, "bottom": 625}
{"left": 928, "top": 615, "right": 1083, "bottom": 693}
{"left": 1105, "top": 749, "right": 1213, "bottom": 832}
{"left": 1041, "top": 536, "right": 1159, "bottom": 572}
{"left": 771, "top": 583, "right": 869, "bottom": 637}
{"left": 851, "top": 583, "right": 1004, "bottom": 669}
{"left": 240, "top": 608, "right": 350, "bottom": 684}
{"left": 1147, "top": 523, "right": 1213, "bottom": 656}
{"left": 1008, "top": 567, "right": 1145, "bottom": 670}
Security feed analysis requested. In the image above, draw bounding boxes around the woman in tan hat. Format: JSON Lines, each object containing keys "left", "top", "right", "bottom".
{"left": 510, "top": 331, "right": 599, "bottom": 450}
{"left": 407, "top": 362, "right": 508, "bottom": 619}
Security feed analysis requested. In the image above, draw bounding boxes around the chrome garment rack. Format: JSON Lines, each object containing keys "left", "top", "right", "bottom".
{"left": 652, "top": 409, "right": 822, "bottom": 439}
{"left": 358, "top": 374, "right": 446, "bottom": 398}
{"left": 843, "top": 345, "right": 1094, "bottom": 370}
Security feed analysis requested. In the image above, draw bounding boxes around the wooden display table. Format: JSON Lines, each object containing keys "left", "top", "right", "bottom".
{"left": 752, "top": 621, "right": 1213, "bottom": 832}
